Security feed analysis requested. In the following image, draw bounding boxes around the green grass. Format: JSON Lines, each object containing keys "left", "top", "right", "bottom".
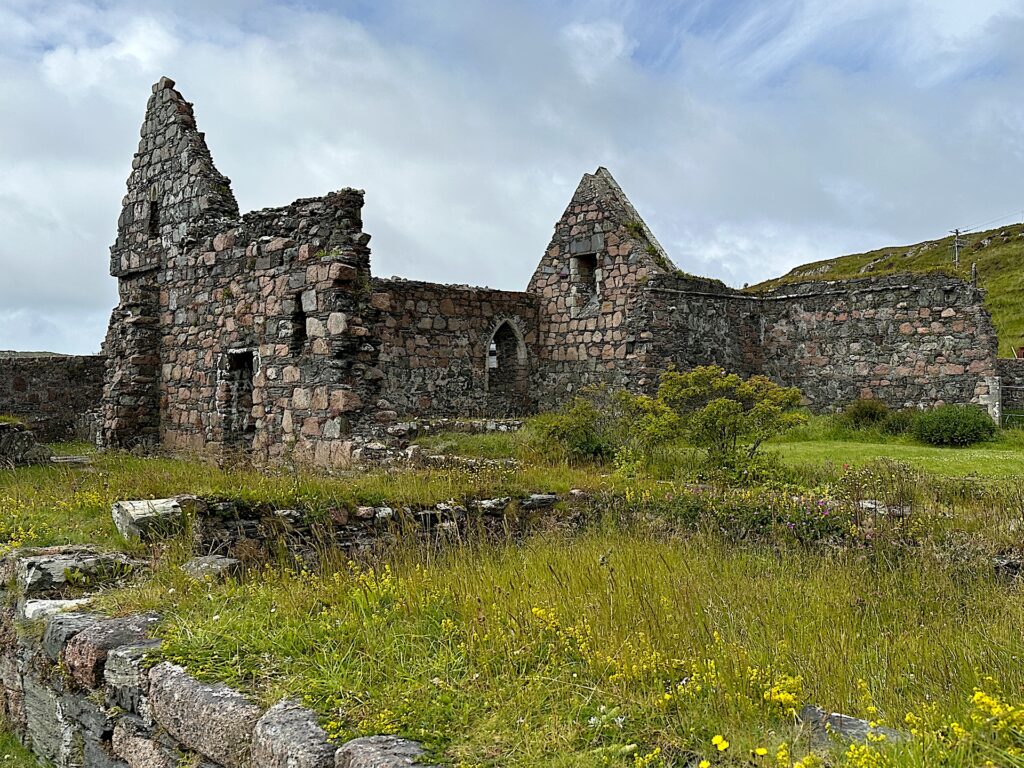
{"left": 99, "top": 528, "right": 1024, "bottom": 767}
{"left": 775, "top": 440, "right": 1024, "bottom": 479}
{"left": 0, "top": 730, "right": 38, "bottom": 766}
{"left": 751, "top": 223, "right": 1024, "bottom": 356}
{"left": 0, "top": 415, "right": 24, "bottom": 426}
{"left": 0, "top": 448, "right": 623, "bottom": 555}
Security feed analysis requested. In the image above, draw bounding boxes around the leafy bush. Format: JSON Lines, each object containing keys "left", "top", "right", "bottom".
{"left": 536, "top": 386, "right": 633, "bottom": 460}
{"left": 881, "top": 409, "right": 916, "bottom": 436}
{"left": 656, "top": 366, "right": 805, "bottom": 463}
{"left": 841, "top": 398, "right": 889, "bottom": 429}
{"left": 912, "top": 405, "right": 996, "bottom": 446}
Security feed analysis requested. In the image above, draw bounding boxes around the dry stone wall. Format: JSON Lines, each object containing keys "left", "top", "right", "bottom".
{"left": 0, "top": 354, "right": 105, "bottom": 441}
{"left": 757, "top": 274, "right": 999, "bottom": 410}
{"left": 373, "top": 278, "right": 540, "bottom": 417}
{"left": 0, "top": 546, "right": 436, "bottom": 768}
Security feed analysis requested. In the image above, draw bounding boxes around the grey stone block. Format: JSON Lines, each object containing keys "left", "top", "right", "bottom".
{"left": 252, "top": 699, "right": 335, "bottom": 768}
{"left": 335, "top": 736, "right": 436, "bottom": 767}
{"left": 181, "top": 555, "right": 241, "bottom": 582}
{"left": 111, "top": 497, "right": 197, "bottom": 542}
{"left": 105, "top": 640, "right": 161, "bottom": 718}
{"left": 64, "top": 614, "right": 159, "bottom": 689}
{"left": 148, "top": 662, "right": 261, "bottom": 768}
{"left": 16, "top": 550, "right": 139, "bottom": 596}
{"left": 42, "top": 613, "right": 100, "bottom": 661}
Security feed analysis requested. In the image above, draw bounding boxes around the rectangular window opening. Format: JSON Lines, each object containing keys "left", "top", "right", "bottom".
{"left": 148, "top": 200, "right": 160, "bottom": 238}
{"left": 574, "top": 253, "right": 598, "bottom": 302}
{"left": 290, "top": 296, "right": 308, "bottom": 355}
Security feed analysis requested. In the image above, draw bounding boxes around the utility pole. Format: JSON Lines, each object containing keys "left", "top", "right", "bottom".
{"left": 950, "top": 228, "right": 964, "bottom": 269}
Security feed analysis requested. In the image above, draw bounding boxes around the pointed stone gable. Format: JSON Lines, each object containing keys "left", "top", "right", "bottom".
{"left": 528, "top": 167, "right": 681, "bottom": 404}
{"left": 528, "top": 167, "right": 679, "bottom": 298}
{"left": 110, "top": 77, "right": 239, "bottom": 277}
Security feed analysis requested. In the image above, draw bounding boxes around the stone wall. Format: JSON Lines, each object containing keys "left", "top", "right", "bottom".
{"left": 0, "top": 355, "right": 105, "bottom": 441}
{"left": 527, "top": 168, "right": 685, "bottom": 408}
{"left": 756, "top": 274, "right": 999, "bottom": 410}
{"left": 997, "top": 359, "right": 1024, "bottom": 415}
{"left": 99, "top": 79, "right": 381, "bottom": 465}
{"left": 151, "top": 191, "right": 380, "bottom": 467}
{"left": 628, "top": 274, "right": 762, "bottom": 392}
{"left": 373, "top": 279, "right": 540, "bottom": 417}
{"left": 0, "top": 544, "right": 436, "bottom": 768}
{"left": 91, "top": 78, "right": 1008, "bottom": 466}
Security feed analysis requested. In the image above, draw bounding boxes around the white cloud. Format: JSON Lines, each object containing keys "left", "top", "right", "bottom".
{"left": 1, "top": 0, "right": 1023, "bottom": 353}
{"left": 561, "top": 19, "right": 636, "bottom": 83}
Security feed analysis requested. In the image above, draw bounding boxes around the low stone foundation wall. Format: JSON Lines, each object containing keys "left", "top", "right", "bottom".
{"left": 0, "top": 354, "right": 105, "bottom": 442}
{"left": 0, "top": 491, "right": 573, "bottom": 766}
{"left": 0, "top": 545, "right": 436, "bottom": 767}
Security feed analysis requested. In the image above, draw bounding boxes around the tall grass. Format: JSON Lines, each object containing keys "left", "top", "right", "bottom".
{"left": 101, "top": 527, "right": 1024, "bottom": 767}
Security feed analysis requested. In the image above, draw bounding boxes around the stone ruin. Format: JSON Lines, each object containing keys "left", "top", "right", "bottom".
{"left": 0, "top": 76, "right": 1011, "bottom": 465}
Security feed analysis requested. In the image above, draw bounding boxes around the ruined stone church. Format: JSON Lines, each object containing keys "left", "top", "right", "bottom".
{"left": 4, "top": 77, "right": 1008, "bottom": 465}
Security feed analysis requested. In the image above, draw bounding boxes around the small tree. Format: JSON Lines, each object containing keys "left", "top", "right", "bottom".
{"left": 657, "top": 366, "right": 805, "bottom": 463}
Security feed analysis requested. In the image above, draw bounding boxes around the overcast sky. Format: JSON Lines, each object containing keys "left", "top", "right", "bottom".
{"left": 2, "top": 0, "right": 1023, "bottom": 354}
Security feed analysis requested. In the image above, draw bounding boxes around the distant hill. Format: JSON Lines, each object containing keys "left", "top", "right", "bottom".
{"left": 751, "top": 223, "right": 1024, "bottom": 357}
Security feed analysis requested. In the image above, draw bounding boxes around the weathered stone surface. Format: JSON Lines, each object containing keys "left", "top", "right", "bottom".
{"left": 20, "top": 598, "right": 92, "bottom": 621}
{"left": 22, "top": 673, "right": 65, "bottom": 765}
{"left": 148, "top": 662, "right": 261, "bottom": 768}
{"left": 0, "top": 354, "right": 104, "bottom": 442}
{"left": 112, "top": 498, "right": 191, "bottom": 541}
{"left": 42, "top": 613, "right": 101, "bottom": 661}
{"left": 112, "top": 719, "right": 176, "bottom": 768}
{"left": 17, "top": 549, "right": 139, "bottom": 596}
{"left": 0, "top": 422, "right": 49, "bottom": 466}
{"left": 335, "top": 736, "right": 436, "bottom": 768}
{"left": 105, "top": 640, "right": 161, "bottom": 717}
{"left": 64, "top": 615, "right": 159, "bottom": 689}
{"left": 520, "top": 493, "right": 559, "bottom": 510}
{"left": 181, "top": 555, "right": 241, "bottom": 581}
{"left": 252, "top": 700, "right": 335, "bottom": 768}
{"left": 798, "top": 704, "right": 907, "bottom": 747}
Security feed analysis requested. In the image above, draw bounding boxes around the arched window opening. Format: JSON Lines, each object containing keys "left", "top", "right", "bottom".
{"left": 486, "top": 321, "right": 528, "bottom": 415}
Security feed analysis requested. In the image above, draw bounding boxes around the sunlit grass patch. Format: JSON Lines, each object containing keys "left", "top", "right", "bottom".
{"left": 101, "top": 530, "right": 1024, "bottom": 767}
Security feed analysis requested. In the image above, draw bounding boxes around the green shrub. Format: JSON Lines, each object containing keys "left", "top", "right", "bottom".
{"left": 912, "top": 405, "right": 996, "bottom": 446}
{"left": 881, "top": 409, "right": 916, "bottom": 436}
{"left": 537, "top": 386, "right": 632, "bottom": 460}
{"left": 657, "top": 366, "right": 805, "bottom": 463}
{"left": 841, "top": 398, "right": 890, "bottom": 429}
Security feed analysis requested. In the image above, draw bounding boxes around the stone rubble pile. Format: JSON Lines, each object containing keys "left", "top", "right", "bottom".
{"left": 0, "top": 422, "right": 50, "bottom": 467}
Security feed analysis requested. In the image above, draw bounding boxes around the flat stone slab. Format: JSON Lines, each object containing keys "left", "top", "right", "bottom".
{"left": 798, "top": 704, "right": 907, "bottom": 747}
{"left": 148, "top": 662, "right": 262, "bottom": 768}
{"left": 181, "top": 555, "right": 241, "bottom": 582}
{"left": 19, "top": 598, "right": 92, "bottom": 621}
{"left": 16, "top": 550, "right": 139, "bottom": 597}
{"left": 335, "top": 736, "right": 436, "bottom": 767}
{"left": 519, "top": 493, "right": 559, "bottom": 510}
{"left": 252, "top": 700, "right": 335, "bottom": 768}
{"left": 112, "top": 498, "right": 192, "bottom": 541}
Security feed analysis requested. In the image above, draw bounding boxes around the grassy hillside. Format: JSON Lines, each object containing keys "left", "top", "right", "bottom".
{"left": 752, "top": 222, "right": 1024, "bottom": 357}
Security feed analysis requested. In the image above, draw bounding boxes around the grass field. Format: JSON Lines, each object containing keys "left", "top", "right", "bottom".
{"left": 98, "top": 527, "right": 1024, "bottom": 767}
{"left": 3, "top": 423, "right": 1024, "bottom": 766}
